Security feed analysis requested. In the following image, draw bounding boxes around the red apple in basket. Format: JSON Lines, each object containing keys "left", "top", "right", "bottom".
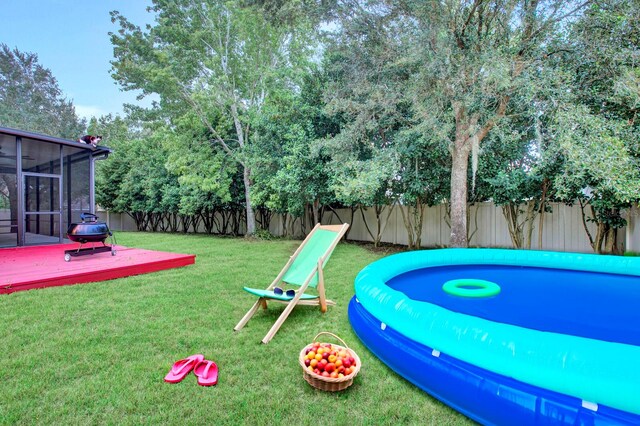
{"left": 318, "top": 359, "right": 328, "bottom": 371}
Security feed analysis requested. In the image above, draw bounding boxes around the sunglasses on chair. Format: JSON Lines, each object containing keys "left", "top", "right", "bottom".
{"left": 273, "top": 287, "right": 295, "bottom": 297}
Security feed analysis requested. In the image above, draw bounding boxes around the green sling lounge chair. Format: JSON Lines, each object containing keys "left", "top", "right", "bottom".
{"left": 234, "top": 223, "right": 350, "bottom": 344}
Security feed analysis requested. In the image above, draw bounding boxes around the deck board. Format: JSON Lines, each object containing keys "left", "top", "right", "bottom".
{"left": 1, "top": 243, "right": 195, "bottom": 294}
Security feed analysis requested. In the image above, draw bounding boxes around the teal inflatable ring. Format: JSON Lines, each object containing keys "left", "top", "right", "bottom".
{"left": 442, "top": 279, "right": 501, "bottom": 298}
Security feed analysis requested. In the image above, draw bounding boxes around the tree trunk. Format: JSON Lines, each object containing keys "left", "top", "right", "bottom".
{"left": 202, "top": 209, "right": 214, "bottom": 234}
{"left": 346, "top": 206, "right": 356, "bottom": 240}
{"left": 467, "top": 202, "right": 480, "bottom": 244}
{"left": 450, "top": 143, "right": 471, "bottom": 247}
{"left": 359, "top": 206, "right": 375, "bottom": 245}
{"left": 412, "top": 199, "right": 425, "bottom": 248}
{"left": 502, "top": 204, "right": 523, "bottom": 248}
{"left": 191, "top": 214, "right": 201, "bottom": 233}
{"left": 593, "top": 223, "right": 606, "bottom": 254}
{"left": 243, "top": 165, "right": 256, "bottom": 235}
{"left": 502, "top": 201, "right": 538, "bottom": 249}
{"left": 312, "top": 199, "right": 320, "bottom": 224}
{"left": 230, "top": 100, "right": 256, "bottom": 236}
{"left": 286, "top": 215, "right": 301, "bottom": 237}
{"left": 180, "top": 214, "right": 192, "bottom": 233}
{"left": 449, "top": 96, "right": 508, "bottom": 248}
{"left": 281, "top": 212, "right": 289, "bottom": 237}
{"left": 604, "top": 227, "right": 616, "bottom": 254}
{"left": 578, "top": 199, "right": 596, "bottom": 252}
{"left": 128, "top": 211, "right": 146, "bottom": 231}
{"left": 256, "top": 207, "right": 272, "bottom": 230}
{"left": 218, "top": 210, "right": 227, "bottom": 234}
{"left": 398, "top": 199, "right": 425, "bottom": 250}
{"left": 524, "top": 200, "right": 537, "bottom": 249}
{"left": 578, "top": 201, "right": 623, "bottom": 254}
{"left": 538, "top": 178, "right": 549, "bottom": 249}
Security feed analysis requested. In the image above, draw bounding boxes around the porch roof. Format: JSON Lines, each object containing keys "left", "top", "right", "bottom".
{"left": 0, "top": 126, "right": 112, "bottom": 157}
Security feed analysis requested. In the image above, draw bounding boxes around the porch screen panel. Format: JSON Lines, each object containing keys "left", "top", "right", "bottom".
{"left": 0, "top": 134, "right": 17, "bottom": 247}
{"left": 21, "top": 138, "right": 62, "bottom": 245}
{"left": 21, "top": 138, "right": 61, "bottom": 173}
{"left": 63, "top": 146, "right": 90, "bottom": 232}
{"left": 24, "top": 176, "right": 61, "bottom": 244}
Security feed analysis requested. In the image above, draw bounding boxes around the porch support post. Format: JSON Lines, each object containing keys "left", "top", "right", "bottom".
{"left": 16, "top": 136, "right": 24, "bottom": 246}
{"left": 89, "top": 154, "right": 95, "bottom": 214}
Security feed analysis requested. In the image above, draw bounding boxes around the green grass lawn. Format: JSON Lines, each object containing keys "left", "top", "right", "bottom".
{"left": 0, "top": 232, "right": 472, "bottom": 425}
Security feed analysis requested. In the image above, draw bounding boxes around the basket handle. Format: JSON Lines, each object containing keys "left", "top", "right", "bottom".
{"left": 313, "top": 332, "right": 350, "bottom": 351}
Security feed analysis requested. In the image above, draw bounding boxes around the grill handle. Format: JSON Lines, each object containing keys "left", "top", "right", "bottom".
{"left": 80, "top": 212, "right": 98, "bottom": 223}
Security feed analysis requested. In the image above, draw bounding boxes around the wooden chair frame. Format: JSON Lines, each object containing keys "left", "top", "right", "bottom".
{"left": 234, "top": 223, "right": 349, "bottom": 344}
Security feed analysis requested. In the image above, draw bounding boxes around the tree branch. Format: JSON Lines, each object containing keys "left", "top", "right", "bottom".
{"left": 475, "top": 94, "right": 509, "bottom": 142}
{"left": 460, "top": 0, "right": 483, "bottom": 42}
{"left": 177, "top": 83, "right": 234, "bottom": 156}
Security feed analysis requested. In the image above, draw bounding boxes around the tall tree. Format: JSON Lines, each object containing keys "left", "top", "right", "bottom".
{"left": 321, "top": 8, "right": 450, "bottom": 248}
{"left": 552, "top": 106, "right": 638, "bottom": 253}
{"left": 0, "top": 44, "right": 85, "bottom": 138}
{"left": 251, "top": 74, "right": 338, "bottom": 233}
{"left": 110, "top": 0, "right": 316, "bottom": 235}
{"left": 0, "top": 44, "right": 86, "bottom": 235}
{"left": 549, "top": 0, "right": 640, "bottom": 253}
{"left": 333, "top": 1, "right": 589, "bottom": 247}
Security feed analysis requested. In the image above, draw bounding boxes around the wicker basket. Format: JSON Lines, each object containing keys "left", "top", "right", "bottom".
{"left": 299, "top": 332, "right": 361, "bottom": 391}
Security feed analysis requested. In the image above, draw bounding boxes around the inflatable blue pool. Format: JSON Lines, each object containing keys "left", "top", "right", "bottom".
{"left": 349, "top": 249, "right": 640, "bottom": 425}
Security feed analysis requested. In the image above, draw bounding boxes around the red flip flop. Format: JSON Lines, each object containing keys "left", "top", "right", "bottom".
{"left": 164, "top": 354, "right": 205, "bottom": 383}
{"left": 193, "top": 360, "right": 218, "bottom": 386}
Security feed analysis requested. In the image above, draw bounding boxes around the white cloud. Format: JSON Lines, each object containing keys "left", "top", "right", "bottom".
{"left": 75, "top": 105, "right": 106, "bottom": 121}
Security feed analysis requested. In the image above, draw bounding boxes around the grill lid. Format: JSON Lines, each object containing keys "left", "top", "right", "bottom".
{"left": 67, "top": 222, "right": 110, "bottom": 236}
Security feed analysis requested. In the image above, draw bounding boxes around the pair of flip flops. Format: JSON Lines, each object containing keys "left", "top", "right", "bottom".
{"left": 164, "top": 354, "right": 218, "bottom": 386}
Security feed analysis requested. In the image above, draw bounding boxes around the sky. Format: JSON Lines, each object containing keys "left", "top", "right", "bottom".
{"left": 0, "top": 0, "right": 155, "bottom": 121}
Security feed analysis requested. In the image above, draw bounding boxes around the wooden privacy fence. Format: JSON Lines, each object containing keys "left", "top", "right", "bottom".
{"left": 97, "top": 202, "right": 639, "bottom": 254}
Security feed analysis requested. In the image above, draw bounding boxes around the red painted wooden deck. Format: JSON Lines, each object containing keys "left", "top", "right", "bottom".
{"left": 0, "top": 243, "right": 195, "bottom": 294}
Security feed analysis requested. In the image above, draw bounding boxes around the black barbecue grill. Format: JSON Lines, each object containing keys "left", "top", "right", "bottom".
{"left": 64, "top": 213, "right": 117, "bottom": 261}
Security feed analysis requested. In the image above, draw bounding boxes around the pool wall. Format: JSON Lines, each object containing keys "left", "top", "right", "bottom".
{"left": 351, "top": 248, "right": 640, "bottom": 424}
